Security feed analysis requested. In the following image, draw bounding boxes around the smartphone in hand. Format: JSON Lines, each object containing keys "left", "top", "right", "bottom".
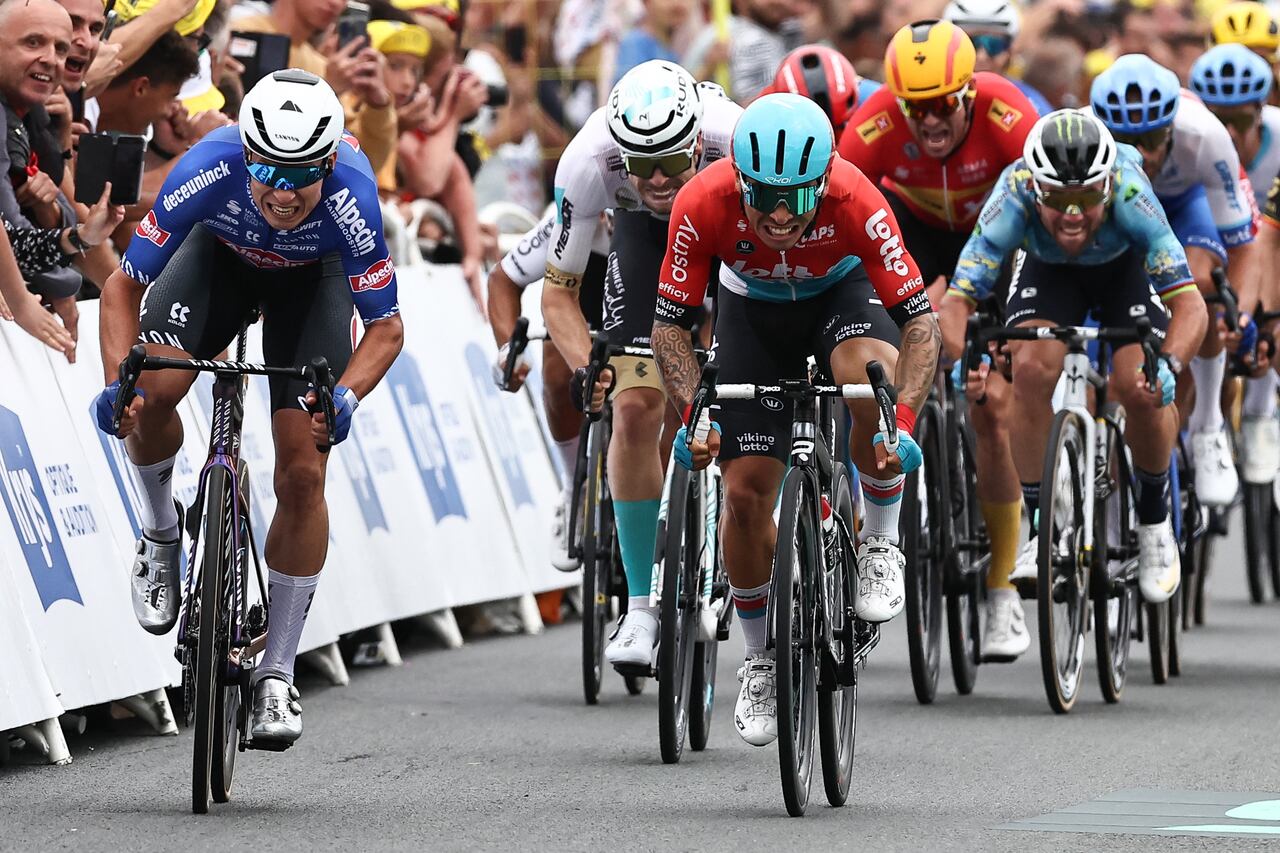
{"left": 337, "top": 1, "right": 371, "bottom": 50}
{"left": 74, "top": 132, "right": 145, "bottom": 206}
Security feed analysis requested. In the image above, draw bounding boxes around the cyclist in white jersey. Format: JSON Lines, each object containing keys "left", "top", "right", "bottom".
{"left": 1092, "top": 54, "right": 1261, "bottom": 507}
{"left": 487, "top": 210, "right": 611, "bottom": 569}
{"left": 1191, "top": 44, "right": 1280, "bottom": 487}
{"left": 540, "top": 60, "right": 741, "bottom": 672}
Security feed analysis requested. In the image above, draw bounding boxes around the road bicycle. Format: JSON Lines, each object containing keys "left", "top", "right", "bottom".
{"left": 692, "top": 361, "right": 894, "bottom": 816}
{"left": 111, "top": 319, "right": 337, "bottom": 814}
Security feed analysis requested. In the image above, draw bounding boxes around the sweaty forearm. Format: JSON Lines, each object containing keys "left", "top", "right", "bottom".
{"left": 487, "top": 268, "right": 522, "bottom": 346}
{"left": 100, "top": 269, "right": 145, "bottom": 384}
{"left": 895, "top": 312, "right": 943, "bottom": 413}
{"left": 341, "top": 315, "right": 405, "bottom": 399}
{"left": 652, "top": 320, "right": 699, "bottom": 413}
{"left": 541, "top": 266, "right": 591, "bottom": 368}
{"left": 1164, "top": 289, "right": 1209, "bottom": 367}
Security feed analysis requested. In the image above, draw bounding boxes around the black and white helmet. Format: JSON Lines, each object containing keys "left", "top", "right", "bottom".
{"left": 606, "top": 60, "right": 703, "bottom": 157}
{"left": 239, "top": 69, "right": 346, "bottom": 165}
{"left": 943, "top": 0, "right": 1020, "bottom": 36}
{"left": 1023, "top": 108, "right": 1117, "bottom": 188}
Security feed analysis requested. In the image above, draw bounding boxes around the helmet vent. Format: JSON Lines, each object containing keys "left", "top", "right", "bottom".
{"left": 775, "top": 129, "right": 786, "bottom": 174}
{"left": 281, "top": 100, "right": 301, "bottom": 113}
{"left": 749, "top": 132, "right": 761, "bottom": 172}
{"left": 797, "top": 137, "right": 815, "bottom": 176}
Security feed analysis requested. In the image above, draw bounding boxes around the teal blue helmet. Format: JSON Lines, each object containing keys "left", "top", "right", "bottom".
{"left": 732, "top": 93, "right": 834, "bottom": 187}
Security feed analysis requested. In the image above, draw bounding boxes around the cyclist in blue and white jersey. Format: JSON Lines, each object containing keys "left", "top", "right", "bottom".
{"left": 1092, "top": 54, "right": 1259, "bottom": 508}
{"left": 940, "top": 109, "right": 1207, "bottom": 605}
{"left": 1190, "top": 44, "right": 1280, "bottom": 488}
{"left": 540, "top": 60, "right": 741, "bottom": 673}
{"left": 944, "top": 0, "right": 1053, "bottom": 117}
{"left": 94, "top": 70, "right": 404, "bottom": 747}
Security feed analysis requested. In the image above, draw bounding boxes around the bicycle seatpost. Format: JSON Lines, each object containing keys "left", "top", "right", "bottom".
{"left": 502, "top": 316, "right": 531, "bottom": 390}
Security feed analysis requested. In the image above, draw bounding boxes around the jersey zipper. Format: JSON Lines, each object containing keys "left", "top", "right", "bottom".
{"left": 942, "top": 162, "right": 954, "bottom": 230}
{"left": 780, "top": 249, "right": 796, "bottom": 300}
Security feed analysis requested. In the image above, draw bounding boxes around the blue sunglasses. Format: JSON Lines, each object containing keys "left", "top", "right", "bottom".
{"left": 246, "top": 159, "right": 330, "bottom": 191}
{"left": 971, "top": 33, "right": 1012, "bottom": 56}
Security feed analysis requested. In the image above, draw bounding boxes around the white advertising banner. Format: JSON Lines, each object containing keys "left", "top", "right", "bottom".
{"left": 0, "top": 550, "right": 62, "bottom": 731}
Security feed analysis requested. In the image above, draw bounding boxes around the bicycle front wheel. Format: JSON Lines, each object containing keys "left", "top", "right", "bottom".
{"left": 193, "top": 465, "right": 234, "bottom": 813}
{"left": 1242, "top": 482, "right": 1270, "bottom": 604}
{"left": 773, "top": 468, "right": 818, "bottom": 817}
{"left": 1037, "top": 411, "right": 1090, "bottom": 714}
{"left": 690, "top": 473, "right": 725, "bottom": 752}
{"left": 581, "top": 416, "right": 611, "bottom": 705}
{"left": 946, "top": 408, "right": 981, "bottom": 696}
{"left": 658, "top": 466, "right": 699, "bottom": 764}
{"left": 818, "top": 465, "right": 857, "bottom": 808}
{"left": 902, "top": 401, "right": 944, "bottom": 704}
{"left": 1093, "top": 408, "right": 1135, "bottom": 704}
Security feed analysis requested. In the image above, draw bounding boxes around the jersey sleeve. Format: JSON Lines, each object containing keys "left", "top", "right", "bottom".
{"left": 499, "top": 210, "right": 556, "bottom": 288}
{"left": 655, "top": 180, "right": 716, "bottom": 329}
{"left": 119, "top": 139, "right": 235, "bottom": 286}
{"left": 1197, "top": 122, "right": 1255, "bottom": 247}
{"left": 329, "top": 172, "right": 400, "bottom": 324}
{"left": 1113, "top": 164, "right": 1196, "bottom": 300}
{"left": 547, "top": 116, "right": 612, "bottom": 278}
{"left": 949, "top": 162, "right": 1031, "bottom": 304}
{"left": 841, "top": 167, "right": 931, "bottom": 325}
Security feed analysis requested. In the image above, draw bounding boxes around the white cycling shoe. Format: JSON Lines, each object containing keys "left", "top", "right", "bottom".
{"left": 1192, "top": 428, "right": 1239, "bottom": 507}
{"left": 550, "top": 493, "right": 580, "bottom": 572}
{"left": 981, "top": 590, "right": 1030, "bottom": 662}
{"left": 604, "top": 609, "right": 657, "bottom": 670}
{"left": 1137, "top": 518, "right": 1181, "bottom": 604}
{"left": 250, "top": 677, "right": 302, "bottom": 745}
{"left": 853, "top": 537, "right": 905, "bottom": 623}
{"left": 734, "top": 653, "right": 778, "bottom": 747}
{"left": 1240, "top": 415, "right": 1280, "bottom": 485}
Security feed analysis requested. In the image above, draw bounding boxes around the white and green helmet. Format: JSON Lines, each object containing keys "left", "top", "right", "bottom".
{"left": 606, "top": 60, "right": 703, "bottom": 157}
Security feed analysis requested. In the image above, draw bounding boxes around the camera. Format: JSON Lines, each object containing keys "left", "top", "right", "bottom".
{"left": 485, "top": 84, "right": 509, "bottom": 107}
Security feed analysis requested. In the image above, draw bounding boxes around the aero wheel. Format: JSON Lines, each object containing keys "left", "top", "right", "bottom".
{"left": 902, "top": 402, "right": 945, "bottom": 704}
{"left": 819, "top": 466, "right": 857, "bottom": 808}
{"left": 1093, "top": 411, "right": 1135, "bottom": 704}
{"left": 773, "top": 468, "right": 818, "bottom": 817}
{"left": 212, "top": 462, "right": 252, "bottom": 803}
{"left": 1037, "top": 411, "right": 1089, "bottom": 715}
{"left": 1242, "top": 482, "right": 1269, "bottom": 604}
{"left": 193, "top": 465, "right": 233, "bottom": 814}
{"left": 946, "top": 414, "right": 981, "bottom": 695}
{"left": 581, "top": 417, "right": 610, "bottom": 705}
{"left": 690, "top": 474, "right": 725, "bottom": 753}
{"left": 658, "top": 467, "right": 700, "bottom": 764}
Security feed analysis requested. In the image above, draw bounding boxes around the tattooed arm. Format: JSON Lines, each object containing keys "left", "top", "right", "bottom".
{"left": 652, "top": 319, "right": 700, "bottom": 413}
{"left": 895, "top": 312, "right": 943, "bottom": 413}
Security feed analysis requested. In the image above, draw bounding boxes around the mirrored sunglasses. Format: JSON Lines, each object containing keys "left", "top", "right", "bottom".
{"left": 1034, "top": 180, "right": 1110, "bottom": 213}
{"left": 898, "top": 87, "right": 970, "bottom": 121}
{"left": 740, "top": 175, "right": 825, "bottom": 216}
{"left": 246, "top": 159, "right": 329, "bottom": 191}
{"left": 1113, "top": 126, "right": 1172, "bottom": 152}
{"left": 971, "top": 34, "right": 1013, "bottom": 56}
{"left": 622, "top": 146, "right": 696, "bottom": 179}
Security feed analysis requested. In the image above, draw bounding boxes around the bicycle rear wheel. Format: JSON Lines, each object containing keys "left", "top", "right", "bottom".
{"left": 946, "top": 411, "right": 981, "bottom": 695}
{"left": 902, "top": 401, "right": 944, "bottom": 705}
{"left": 581, "top": 416, "right": 611, "bottom": 705}
{"left": 658, "top": 467, "right": 699, "bottom": 764}
{"left": 773, "top": 468, "right": 818, "bottom": 817}
{"left": 1038, "top": 411, "right": 1090, "bottom": 714}
{"left": 1093, "top": 409, "right": 1135, "bottom": 704}
{"left": 1242, "top": 482, "right": 1269, "bottom": 604}
{"left": 819, "top": 466, "right": 857, "bottom": 808}
{"left": 193, "top": 465, "right": 234, "bottom": 813}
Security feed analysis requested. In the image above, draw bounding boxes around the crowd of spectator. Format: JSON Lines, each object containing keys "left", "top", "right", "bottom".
{"left": 0, "top": 0, "right": 1273, "bottom": 362}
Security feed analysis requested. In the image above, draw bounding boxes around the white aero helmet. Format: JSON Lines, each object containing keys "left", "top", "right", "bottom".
{"left": 943, "top": 0, "right": 1021, "bottom": 36}
{"left": 606, "top": 60, "right": 703, "bottom": 157}
{"left": 239, "top": 69, "right": 346, "bottom": 165}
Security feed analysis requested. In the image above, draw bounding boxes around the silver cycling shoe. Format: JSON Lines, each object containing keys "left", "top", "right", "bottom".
{"left": 130, "top": 533, "right": 182, "bottom": 635}
{"left": 251, "top": 677, "right": 303, "bottom": 745}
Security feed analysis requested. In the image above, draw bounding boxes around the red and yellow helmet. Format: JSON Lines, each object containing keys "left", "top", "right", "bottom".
{"left": 885, "top": 19, "right": 976, "bottom": 100}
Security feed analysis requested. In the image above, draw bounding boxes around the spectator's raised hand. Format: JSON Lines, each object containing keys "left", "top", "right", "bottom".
{"left": 323, "top": 35, "right": 373, "bottom": 97}
{"left": 12, "top": 293, "right": 74, "bottom": 361}
{"left": 80, "top": 182, "right": 126, "bottom": 246}
{"left": 16, "top": 171, "right": 61, "bottom": 209}
{"left": 396, "top": 84, "right": 436, "bottom": 134}
{"left": 83, "top": 41, "right": 125, "bottom": 99}
{"left": 452, "top": 68, "right": 488, "bottom": 120}
{"left": 45, "top": 89, "right": 74, "bottom": 151}
{"left": 187, "top": 109, "right": 233, "bottom": 141}
{"left": 350, "top": 47, "right": 391, "bottom": 109}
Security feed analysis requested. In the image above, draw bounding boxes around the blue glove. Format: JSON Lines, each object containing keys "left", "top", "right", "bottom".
{"left": 332, "top": 385, "right": 358, "bottom": 444}
{"left": 94, "top": 380, "right": 143, "bottom": 435}
{"left": 950, "top": 354, "right": 991, "bottom": 391}
{"left": 673, "top": 421, "right": 721, "bottom": 470}
{"left": 1151, "top": 358, "right": 1176, "bottom": 408}
{"left": 1235, "top": 315, "right": 1259, "bottom": 362}
{"left": 873, "top": 430, "right": 923, "bottom": 474}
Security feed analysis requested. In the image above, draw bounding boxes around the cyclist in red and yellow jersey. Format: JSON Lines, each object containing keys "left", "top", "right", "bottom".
{"left": 839, "top": 19, "right": 1039, "bottom": 663}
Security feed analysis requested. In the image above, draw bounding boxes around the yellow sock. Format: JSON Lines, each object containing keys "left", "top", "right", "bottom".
{"left": 980, "top": 499, "right": 1023, "bottom": 591}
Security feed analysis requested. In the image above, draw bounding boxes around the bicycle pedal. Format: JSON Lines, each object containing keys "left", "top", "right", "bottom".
{"left": 245, "top": 737, "right": 293, "bottom": 753}
{"left": 611, "top": 661, "right": 655, "bottom": 679}
{"left": 1012, "top": 576, "right": 1037, "bottom": 600}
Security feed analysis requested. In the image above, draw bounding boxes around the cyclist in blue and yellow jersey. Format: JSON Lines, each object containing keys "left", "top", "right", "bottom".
{"left": 940, "top": 109, "right": 1207, "bottom": 607}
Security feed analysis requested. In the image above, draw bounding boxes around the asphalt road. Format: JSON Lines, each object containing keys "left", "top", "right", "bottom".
{"left": 3, "top": 525, "right": 1278, "bottom": 851}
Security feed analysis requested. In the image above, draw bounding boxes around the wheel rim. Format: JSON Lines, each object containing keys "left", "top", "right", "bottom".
{"left": 787, "top": 533, "right": 817, "bottom": 791}
{"left": 1046, "top": 432, "right": 1087, "bottom": 704}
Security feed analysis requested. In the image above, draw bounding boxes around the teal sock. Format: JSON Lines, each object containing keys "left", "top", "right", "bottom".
{"left": 614, "top": 498, "right": 661, "bottom": 604}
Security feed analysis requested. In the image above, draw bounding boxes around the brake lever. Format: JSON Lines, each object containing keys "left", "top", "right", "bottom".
{"left": 502, "top": 317, "right": 530, "bottom": 391}
{"left": 308, "top": 357, "right": 335, "bottom": 454}
{"left": 688, "top": 362, "right": 720, "bottom": 444}
{"left": 584, "top": 333, "right": 611, "bottom": 423}
{"left": 1211, "top": 267, "right": 1239, "bottom": 332}
{"left": 866, "top": 359, "right": 898, "bottom": 453}
{"left": 111, "top": 344, "right": 148, "bottom": 434}
{"left": 1134, "top": 317, "right": 1160, "bottom": 393}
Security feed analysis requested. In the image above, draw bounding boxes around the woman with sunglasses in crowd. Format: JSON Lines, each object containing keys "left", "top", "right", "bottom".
{"left": 839, "top": 18, "right": 1040, "bottom": 662}
{"left": 940, "top": 109, "right": 1206, "bottom": 610}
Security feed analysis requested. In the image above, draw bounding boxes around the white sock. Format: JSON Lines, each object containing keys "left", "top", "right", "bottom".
{"left": 555, "top": 435, "right": 579, "bottom": 478}
{"left": 858, "top": 472, "right": 906, "bottom": 545}
{"left": 1242, "top": 371, "right": 1279, "bottom": 418}
{"left": 128, "top": 454, "right": 179, "bottom": 541}
{"left": 732, "top": 581, "right": 770, "bottom": 656}
{"left": 1189, "top": 352, "right": 1226, "bottom": 435}
{"left": 256, "top": 569, "right": 320, "bottom": 686}
{"left": 627, "top": 595, "right": 654, "bottom": 614}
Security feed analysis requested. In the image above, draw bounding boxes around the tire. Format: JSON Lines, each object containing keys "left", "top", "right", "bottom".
{"left": 946, "top": 410, "right": 981, "bottom": 696}
{"left": 212, "top": 461, "right": 252, "bottom": 803}
{"left": 1037, "top": 411, "right": 1090, "bottom": 715}
{"left": 902, "top": 401, "right": 945, "bottom": 704}
{"left": 819, "top": 466, "right": 857, "bottom": 808}
{"left": 690, "top": 474, "right": 725, "bottom": 753}
{"left": 1092, "top": 409, "right": 1135, "bottom": 705}
{"left": 1147, "top": 598, "right": 1171, "bottom": 684}
{"left": 1193, "top": 510, "right": 1215, "bottom": 627}
{"left": 1167, "top": 585, "right": 1182, "bottom": 678}
{"left": 658, "top": 467, "right": 700, "bottom": 764}
{"left": 1268, "top": 499, "right": 1280, "bottom": 599}
{"left": 1242, "top": 483, "right": 1269, "bottom": 604}
{"left": 773, "top": 468, "right": 818, "bottom": 818}
{"left": 581, "top": 416, "right": 611, "bottom": 706}
{"left": 193, "top": 465, "right": 234, "bottom": 814}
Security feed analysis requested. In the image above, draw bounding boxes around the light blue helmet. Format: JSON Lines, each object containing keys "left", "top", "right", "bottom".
{"left": 1190, "top": 43, "right": 1273, "bottom": 106}
{"left": 1090, "top": 54, "right": 1182, "bottom": 134}
{"left": 731, "top": 93, "right": 834, "bottom": 186}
